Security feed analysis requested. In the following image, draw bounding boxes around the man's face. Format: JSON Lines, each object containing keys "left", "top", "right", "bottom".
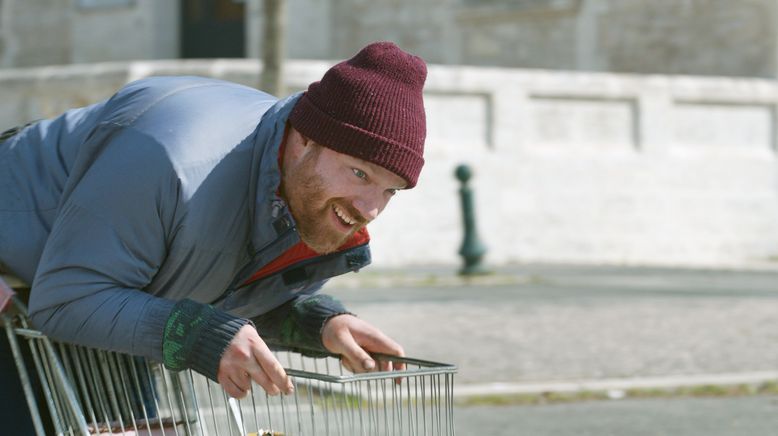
{"left": 281, "top": 137, "right": 407, "bottom": 254}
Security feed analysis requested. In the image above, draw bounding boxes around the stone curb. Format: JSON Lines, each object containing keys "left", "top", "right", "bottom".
{"left": 326, "top": 264, "right": 778, "bottom": 291}
{"left": 453, "top": 371, "right": 778, "bottom": 398}
{"left": 327, "top": 272, "right": 528, "bottom": 289}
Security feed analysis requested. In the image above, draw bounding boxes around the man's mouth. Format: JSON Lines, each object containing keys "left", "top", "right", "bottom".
{"left": 332, "top": 204, "right": 357, "bottom": 228}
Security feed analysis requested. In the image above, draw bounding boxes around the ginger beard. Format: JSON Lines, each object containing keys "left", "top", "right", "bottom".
{"left": 281, "top": 145, "right": 367, "bottom": 254}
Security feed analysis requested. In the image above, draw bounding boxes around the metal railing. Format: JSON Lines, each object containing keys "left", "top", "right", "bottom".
{"left": 1, "top": 276, "right": 457, "bottom": 436}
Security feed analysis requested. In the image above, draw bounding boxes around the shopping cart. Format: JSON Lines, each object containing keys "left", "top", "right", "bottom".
{"left": 1, "top": 275, "right": 457, "bottom": 436}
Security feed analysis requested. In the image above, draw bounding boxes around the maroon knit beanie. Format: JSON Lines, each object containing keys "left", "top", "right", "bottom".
{"left": 289, "top": 41, "right": 427, "bottom": 188}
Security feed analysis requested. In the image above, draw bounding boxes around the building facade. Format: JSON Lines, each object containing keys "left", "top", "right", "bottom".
{"left": 3, "top": 1, "right": 778, "bottom": 269}
{"left": 3, "top": 59, "right": 778, "bottom": 269}
{"left": 1, "top": 0, "right": 776, "bottom": 79}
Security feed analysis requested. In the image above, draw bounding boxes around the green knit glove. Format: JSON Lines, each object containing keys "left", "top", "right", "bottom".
{"left": 163, "top": 299, "right": 252, "bottom": 380}
{"left": 278, "top": 294, "right": 352, "bottom": 355}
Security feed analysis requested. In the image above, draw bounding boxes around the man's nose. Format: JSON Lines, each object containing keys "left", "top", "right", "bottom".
{"left": 353, "top": 193, "right": 386, "bottom": 222}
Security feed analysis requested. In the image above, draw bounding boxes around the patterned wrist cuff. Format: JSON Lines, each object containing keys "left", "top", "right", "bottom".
{"left": 163, "top": 299, "right": 252, "bottom": 380}
{"left": 280, "top": 294, "right": 352, "bottom": 354}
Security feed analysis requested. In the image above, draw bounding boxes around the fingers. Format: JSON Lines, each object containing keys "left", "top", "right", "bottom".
{"left": 350, "top": 323, "right": 407, "bottom": 384}
{"left": 218, "top": 325, "right": 293, "bottom": 398}
{"left": 379, "top": 359, "right": 392, "bottom": 373}
{"left": 335, "top": 326, "right": 376, "bottom": 373}
{"left": 341, "top": 358, "right": 355, "bottom": 373}
{"left": 252, "top": 343, "right": 294, "bottom": 395}
{"left": 353, "top": 327, "right": 405, "bottom": 358}
{"left": 246, "top": 363, "right": 280, "bottom": 396}
{"left": 218, "top": 372, "right": 250, "bottom": 399}
{"left": 322, "top": 315, "right": 408, "bottom": 377}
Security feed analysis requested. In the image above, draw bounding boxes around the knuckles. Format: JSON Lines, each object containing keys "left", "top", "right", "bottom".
{"left": 228, "top": 344, "right": 253, "bottom": 361}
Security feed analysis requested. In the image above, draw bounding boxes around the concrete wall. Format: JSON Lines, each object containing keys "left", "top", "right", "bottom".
{"left": 592, "top": 0, "right": 777, "bottom": 77}
{"left": 314, "top": 0, "right": 778, "bottom": 78}
{"left": 2, "top": 0, "right": 778, "bottom": 78}
{"left": 0, "top": 0, "right": 177, "bottom": 68}
{"left": 0, "top": 0, "right": 71, "bottom": 67}
{"left": 71, "top": 0, "right": 178, "bottom": 63}
{"left": 1, "top": 60, "right": 778, "bottom": 269}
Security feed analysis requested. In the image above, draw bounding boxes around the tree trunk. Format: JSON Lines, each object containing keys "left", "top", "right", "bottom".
{"left": 260, "top": 0, "right": 285, "bottom": 96}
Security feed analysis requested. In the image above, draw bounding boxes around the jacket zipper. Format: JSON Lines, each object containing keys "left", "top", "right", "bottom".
{"left": 213, "top": 240, "right": 369, "bottom": 305}
{"left": 213, "top": 227, "right": 296, "bottom": 304}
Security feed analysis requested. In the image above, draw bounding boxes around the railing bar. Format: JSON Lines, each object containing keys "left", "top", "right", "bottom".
{"left": 205, "top": 378, "right": 220, "bottom": 436}
{"left": 127, "top": 357, "right": 154, "bottom": 436}
{"left": 145, "top": 363, "right": 168, "bottom": 436}
{"left": 2, "top": 314, "right": 47, "bottom": 436}
{"left": 159, "top": 366, "right": 181, "bottom": 436}
{"left": 250, "top": 382, "right": 260, "bottom": 435}
{"left": 97, "top": 350, "right": 125, "bottom": 433}
{"left": 84, "top": 348, "right": 114, "bottom": 435}
{"left": 70, "top": 346, "right": 101, "bottom": 434}
{"left": 187, "top": 370, "right": 207, "bottom": 436}
{"left": 172, "top": 372, "right": 193, "bottom": 436}
{"left": 111, "top": 353, "right": 140, "bottom": 435}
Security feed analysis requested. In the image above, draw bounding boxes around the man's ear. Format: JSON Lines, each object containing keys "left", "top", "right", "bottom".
{"left": 300, "top": 133, "right": 314, "bottom": 148}
{"left": 290, "top": 125, "right": 314, "bottom": 148}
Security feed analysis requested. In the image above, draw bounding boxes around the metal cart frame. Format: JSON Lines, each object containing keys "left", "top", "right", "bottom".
{"left": 1, "top": 275, "right": 457, "bottom": 436}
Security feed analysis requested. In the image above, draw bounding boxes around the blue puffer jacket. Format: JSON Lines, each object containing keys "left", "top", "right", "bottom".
{"left": 0, "top": 76, "right": 371, "bottom": 378}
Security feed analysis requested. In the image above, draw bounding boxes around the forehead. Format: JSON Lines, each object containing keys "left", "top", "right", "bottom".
{"left": 321, "top": 147, "right": 407, "bottom": 189}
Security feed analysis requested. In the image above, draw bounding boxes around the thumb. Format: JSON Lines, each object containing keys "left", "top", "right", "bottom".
{"left": 336, "top": 330, "right": 375, "bottom": 372}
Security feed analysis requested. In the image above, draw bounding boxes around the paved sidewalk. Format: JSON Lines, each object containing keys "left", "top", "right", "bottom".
{"left": 455, "top": 395, "right": 778, "bottom": 436}
{"left": 324, "top": 265, "right": 778, "bottom": 393}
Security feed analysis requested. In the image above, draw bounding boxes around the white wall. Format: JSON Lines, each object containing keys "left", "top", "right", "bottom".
{"left": 391, "top": 68, "right": 778, "bottom": 268}
{"left": 1, "top": 60, "right": 777, "bottom": 269}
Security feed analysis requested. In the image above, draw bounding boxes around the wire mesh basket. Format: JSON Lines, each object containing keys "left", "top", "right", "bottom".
{"left": 1, "top": 277, "right": 457, "bottom": 436}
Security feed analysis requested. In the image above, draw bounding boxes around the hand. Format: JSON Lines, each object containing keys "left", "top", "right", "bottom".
{"left": 321, "top": 314, "right": 405, "bottom": 375}
{"left": 217, "top": 324, "right": 293, "bottom": 398}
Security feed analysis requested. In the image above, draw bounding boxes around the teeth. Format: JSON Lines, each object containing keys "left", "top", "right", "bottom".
{"left": 333, "top": 205, "right": 355, "bottom": 225}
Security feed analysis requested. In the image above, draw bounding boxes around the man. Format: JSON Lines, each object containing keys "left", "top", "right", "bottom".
{"left": 0, "top": 40, "right": 426, "bottom": 406}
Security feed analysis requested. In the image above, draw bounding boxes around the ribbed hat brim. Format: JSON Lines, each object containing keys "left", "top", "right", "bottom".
{"left": 290, "top": 93, "right": 425, "bottom": 188}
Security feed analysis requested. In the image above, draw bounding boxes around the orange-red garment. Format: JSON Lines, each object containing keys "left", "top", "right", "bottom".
{"left": 242, "top": 228, "right": 369, "bottom": 286}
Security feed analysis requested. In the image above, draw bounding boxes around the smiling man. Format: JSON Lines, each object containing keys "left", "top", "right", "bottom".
{"left": 280, "top": 128, "right": 407, "bottom": 254}
{"left": 0, "top": 41, "right": 427, "bottom": 407}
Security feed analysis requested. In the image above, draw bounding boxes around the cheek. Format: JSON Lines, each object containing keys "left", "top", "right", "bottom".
{"left": 325, "top": 175, "right": 359, "bottom": 198}
{"left": 376, "top": 196, "right": 393, "bottom": 216}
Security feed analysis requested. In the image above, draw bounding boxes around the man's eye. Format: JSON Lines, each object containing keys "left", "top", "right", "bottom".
{"left": 352, "top": 168, "right": 367, "bottom": 179}
{"left": 387, "top": 189, "right": 397, "bottom": 197}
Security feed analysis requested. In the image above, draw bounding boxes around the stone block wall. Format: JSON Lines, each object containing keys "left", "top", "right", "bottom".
{"left": 0, "top": 0, "right": 177, "bottom": 68}
{"left": 292, "top": 0, "right": 778, "bottom": 78}
{"left": 1, "top": 59, "right": 777, "bottom": 269}
{"left": 593, "top": 0, "right": 776, "bottom": 77}
{"left": 3, "top": 1, "right": 777, "bottom": 78}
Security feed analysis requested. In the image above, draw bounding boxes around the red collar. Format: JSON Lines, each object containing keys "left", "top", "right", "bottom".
{"left": 242, "top": 227, "right": 369, "bottom": 286}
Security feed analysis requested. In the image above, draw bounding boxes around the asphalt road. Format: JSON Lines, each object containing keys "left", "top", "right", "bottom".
{"left": 326, "top": 265, "right": 778, "bottom": 435}
{"left": 454, "top": 395, "right": 778, "bottom": 436}
{"left": 326, "top": 265, "right": 778, "bottom": 384}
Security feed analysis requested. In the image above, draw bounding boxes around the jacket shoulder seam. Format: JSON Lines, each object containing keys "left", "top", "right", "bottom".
{"left": 122, "top": 82, "right": 231, "bottom": 127}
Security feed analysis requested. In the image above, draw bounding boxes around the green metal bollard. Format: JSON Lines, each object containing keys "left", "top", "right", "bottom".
{"left": 455, "top": 164, "right": 488, "bottom": 275}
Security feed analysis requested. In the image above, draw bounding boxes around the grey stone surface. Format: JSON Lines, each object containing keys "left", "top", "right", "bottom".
{"left": 3, "top": 1, "right": 778, "bottom": 78}
{"left": 0, "top": 0, "right": 176, "bottom": 68}
{"left": 597, "top": 0, "right": 776, "bottom": 78}
{"left": 3, "top": 60, "right": 778, "bottom": 269}
{"left": 325, "top": 265, "right": 778, "bottom": 385}
{"left": 455, "top": 396, "right": 778, "bottom": 436}
{"left": 2, "top": 0, "right": 71, "bottom": 68}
